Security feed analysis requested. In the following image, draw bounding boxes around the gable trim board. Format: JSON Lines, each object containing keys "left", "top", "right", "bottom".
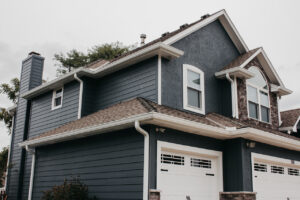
{"left": 216, "top": 48, "right": 292, "bottom": 96}
{"left": 21, "top": 43, "right": 184, "bottom": 99}
{"left": 22, "top": 10, "right": 251, "bottom": 101}
{"left": 19, "top": 112, "right": 300, "bottom": 151}
{"left": 164, "top": 10, "right": 248, "bottom": 54}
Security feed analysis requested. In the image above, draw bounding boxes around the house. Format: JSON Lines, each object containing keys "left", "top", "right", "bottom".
{"left": 5, "top": 9, "right": 300, "bottom": 200}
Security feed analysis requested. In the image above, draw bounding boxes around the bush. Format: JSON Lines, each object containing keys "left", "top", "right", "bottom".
{"left": 41, "top": 178, "right": 97, "bottom": 200}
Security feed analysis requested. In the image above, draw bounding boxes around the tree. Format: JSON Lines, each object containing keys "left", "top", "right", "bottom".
{"left": 54, "top": 42, "right": 134, "bottom": 76}
{"left": 0, "top": 78, "right": 19, "bottom": 131}
{"left": 0, "top": 148, "right": 8, "bottom": 188}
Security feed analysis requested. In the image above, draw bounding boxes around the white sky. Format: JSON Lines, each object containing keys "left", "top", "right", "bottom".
{"left": 0, "top": 0, "right": 299, "bottom": 149}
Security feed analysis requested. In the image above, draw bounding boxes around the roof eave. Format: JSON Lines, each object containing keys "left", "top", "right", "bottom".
{"left": 270, "top": 84, "right": 293, "bottom": 96}
{"left": 21, "top": 43, "right": 184, "bottom": 99}
{"left": 215, "top": 67, "right": 255, "bottom": 79}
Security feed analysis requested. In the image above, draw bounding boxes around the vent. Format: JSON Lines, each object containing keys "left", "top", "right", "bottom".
{"left": 161, "top": 153, "right": 184, "bottom": 165}
{"left": 161, "top": 32, "right": 170, "bottom": 37}
{"left": 254, "top": 163, "right": 267, "bottom": 172}
{"left": 201, "top": 14, "right": 210, "bottom": 19}
{"left": 271, "top": 165, "right": 284, "bottom": 174}
{"left": 288, "top": 168, "right": 300, "bottom": 176}
{"left": 191, "top": 158, "right": 211, "bottom": 168}
{"left": 180, "top": 23, "right": 189, "bottom": 29}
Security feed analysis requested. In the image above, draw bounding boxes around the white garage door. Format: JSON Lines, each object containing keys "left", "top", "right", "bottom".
{"left": 158, "top": 150, "right": 221, "bottom": 200}
{"left": 253, "top": 160, "right": 300, "bottom": 200}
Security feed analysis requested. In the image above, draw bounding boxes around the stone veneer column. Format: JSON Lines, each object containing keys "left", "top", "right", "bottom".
{"left": 220, "top": 192, "right": 256, "bottom": 200}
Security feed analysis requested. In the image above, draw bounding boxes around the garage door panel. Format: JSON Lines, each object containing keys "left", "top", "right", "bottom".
{"left": 159, "top": 151, "right": 220, "bottom": 200}
{"left": 253, "top": 160, "right": 300, "bottom": 200}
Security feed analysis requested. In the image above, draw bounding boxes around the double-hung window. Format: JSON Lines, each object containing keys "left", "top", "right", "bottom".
{"left": 247, "top": 67, "right": 270, "bottom": 123}
{"left": 183, "top": 64, "right": 205, "bottom": 114}
{"left": 52, "top": 88, "right": 63, "bottom": 110}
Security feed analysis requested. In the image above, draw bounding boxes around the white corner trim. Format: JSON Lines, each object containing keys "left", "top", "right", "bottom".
{"left": 25, "top": 147, "right": 35, "bottom": 200}
{"left": 74, "top": 73, "right": 83, "bottom": 119}
{"left": 158, "top": 55, "right": 162, "bottom": 105}
{"left": 156, "top": 141, "right": 223, "bottom": 193}
{"left": 134, "top": 121, "right": 149, "bottom": 200}
{"left": 234, "top": 76, "right": 239, "bottom": 119}
{"left": 225, "top": 73, "right": 236, "bottom": 118}
{"left": 183, "top": 64, "right": 205, "bottom": 115}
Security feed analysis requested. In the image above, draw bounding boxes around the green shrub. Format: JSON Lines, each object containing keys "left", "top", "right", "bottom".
{"left": 41, "top": 178, "right": 97, "bottom": 200}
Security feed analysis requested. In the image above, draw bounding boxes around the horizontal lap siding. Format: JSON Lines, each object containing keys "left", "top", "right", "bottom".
{"left": 32, "top": 129, "right": 144, "bottom": 200}
{"left": 93, "top": 57, "right": 158, "bottom": 112}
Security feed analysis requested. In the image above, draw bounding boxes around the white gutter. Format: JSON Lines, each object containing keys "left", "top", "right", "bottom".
{"left": 74, "top": 73, "right": 83, "bottom": 119}
{"left": 134, "top": 120, "right": 149, "bottom": 200}
{"left": 226, "top": 73, "right": 236, "bottom": 118}
{"left": 19, "top": 112, "right": 300, "bottom": 151}
{"left": 25, "top": 146, "right": 35, "bottom": 200}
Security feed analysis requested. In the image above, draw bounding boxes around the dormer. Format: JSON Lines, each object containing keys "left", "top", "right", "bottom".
{"left": 215, "top": 47, "right": 292, "bottom": 129}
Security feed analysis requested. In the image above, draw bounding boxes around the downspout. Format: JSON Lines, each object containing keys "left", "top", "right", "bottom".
{"left": 25, "top": 146, "right": 35, "bottom": 200}
{"left": 74, "top": 73, "right": 83, "bottom": 119}
{"left": 134, "top": 120, "right": 149, "bottom": 200}
{"left": 226, "top": 73, "right": 236, "bottom": 118}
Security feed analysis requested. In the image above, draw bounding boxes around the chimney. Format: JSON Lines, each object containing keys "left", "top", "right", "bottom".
{"left": 6, "top": 52, "right": 44, "bottom": 198}
{"left": 140, "top": 34, "right": 147, "bottom": 46}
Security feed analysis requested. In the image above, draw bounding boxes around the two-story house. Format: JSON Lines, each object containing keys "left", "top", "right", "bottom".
{"left": 5, "top": 9, "right": 300, "bottom": 200}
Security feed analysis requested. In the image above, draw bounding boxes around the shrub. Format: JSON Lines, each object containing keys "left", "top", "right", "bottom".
{"left": 41, "top": 178, "right": 97, "bottom": 200}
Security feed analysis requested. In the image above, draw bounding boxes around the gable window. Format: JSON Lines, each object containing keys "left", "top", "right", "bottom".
{"left": 246, "top": 66, "right": 270, "bottom": 123}
{"left": 52, "top": 88, "right": 63, "bottom": 110}
{"left": 183, "top": 64, "right": 205, "bottom": 114}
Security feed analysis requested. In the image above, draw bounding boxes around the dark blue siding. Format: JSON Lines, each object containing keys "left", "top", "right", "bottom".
{"left": 82, "top": 57, "right": 158, "bottom": 116}
{"left": 162, "top": 20, "right": 240, "bottom": 116}
{"left": 7, "top": 54, "right": 44, "bottom": 200}
{"left": 32, "top": 129, "right": 144, "bottom": 200}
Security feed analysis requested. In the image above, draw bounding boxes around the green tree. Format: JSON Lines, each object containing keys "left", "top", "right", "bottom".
{"left": 0, "top": 148, "right": 8, "bottom": 188}
{"left": 0, "top": 78, "right": 19, "bottom": 131}
{"left": 54, "top": 42, "right": 134, "bottom": 76}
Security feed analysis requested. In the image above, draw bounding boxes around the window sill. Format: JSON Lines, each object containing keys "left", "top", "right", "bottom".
{"left": 184, "top": 105, "right": 205, "bottom": 115}
{"left": 51, "top": 105, "right": 62, "bottom": 111}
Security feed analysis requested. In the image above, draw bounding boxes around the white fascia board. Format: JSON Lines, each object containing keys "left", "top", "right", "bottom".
{"left": 233, "top": 127, "right": 300, "bottom": 151}
{"left": 19, "top": 112, "right": 300, "bottom": 151}
{"left": 21, "top": 43, "right": 183, "bottom": 99}
{"left": 164, "top": 10, "right": 248, "bottom": 54}
{"left": 279, "top": 126, "right": 294, "bottom": 132}
{"left": 215, "top": 67, "right": 255, "bottom": 79}
{"left": 270, "top": 84, "right": 293, "bottom": 96}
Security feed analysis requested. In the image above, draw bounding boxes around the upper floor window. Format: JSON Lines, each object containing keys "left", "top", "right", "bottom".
{"left": 52, "top": 88, "right": 63, "bottom": 110}
{"left": 247, "top": 67, "right": 270, "bottom": 123}
{"left": 183, "top": 64, "right": 205, "bottom": 114}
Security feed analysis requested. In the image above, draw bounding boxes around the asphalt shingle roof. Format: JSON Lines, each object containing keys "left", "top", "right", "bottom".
{"left": 281, "top": 108, "right": 300, "bottom": 128}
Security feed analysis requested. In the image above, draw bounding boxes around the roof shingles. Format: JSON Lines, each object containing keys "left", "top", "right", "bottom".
{"left": 281, "top": 108, "right": 300, "bottom": 128}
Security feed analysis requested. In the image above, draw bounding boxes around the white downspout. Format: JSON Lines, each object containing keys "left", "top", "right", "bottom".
{"left": 226, "top": 73, "right": 236, "bottom": 118}
{"left": 74, "top": 73, "right": 83, "bottom": 119}
{"left": 26, "top": 146, "right": 35, "bottom": 200}
{"left": 134, "top": 120, "right": 149, "bottom": 200}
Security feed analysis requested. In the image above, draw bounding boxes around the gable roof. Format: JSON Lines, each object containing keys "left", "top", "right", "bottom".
{"left": 280, "top": 108, "right": 300, "bottom": 132}
{"left": 215, "top": 47, "right": 292, "bottom": 96}
{"left": 19, "top": 98, "right": 300, "bottom": 151}
{"left": 22, "top": 9, "right": 249, "bottom": 100}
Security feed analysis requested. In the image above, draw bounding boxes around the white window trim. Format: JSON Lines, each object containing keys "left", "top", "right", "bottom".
{"left": 246, "top": 67, "right": 271, "bottom": 124}
{"left": 183, "top": 64, "right": 205, "bottom": 114}
{"left": 156, "top": 141, "right": 223, "bottom": 194}
{"left": 51, "top": 87, "right": 63, "bottom": 110}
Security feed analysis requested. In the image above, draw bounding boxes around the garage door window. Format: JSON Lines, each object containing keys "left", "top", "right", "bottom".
{"left": 288, "top": 168, "right": 299, "bottom": 176}
{"left": 254, "top": 163, "right": 267, "bottom": 172}
{"left": 191, "top": 158, "right": 211, "bottom": 168}
{"left": 161, "top": 153, "right": 184, "bottom": 165}
{"left": 271, "top": 165, "right": 284, "bottom": 174}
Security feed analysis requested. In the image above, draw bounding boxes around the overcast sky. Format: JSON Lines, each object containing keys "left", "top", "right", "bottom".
{"left": 0, "top": 0, "right": 299, "bottom": 149}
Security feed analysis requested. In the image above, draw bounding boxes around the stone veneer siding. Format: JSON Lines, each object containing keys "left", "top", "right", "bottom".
{"left": 237, "top": 58, "right": 279, "bottom": 129}
{"left": 220, "top": 192, "right": 256, "bottom": 200}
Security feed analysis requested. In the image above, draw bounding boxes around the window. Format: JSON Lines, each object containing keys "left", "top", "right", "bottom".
{"left": 52, "top": 88, "right": 63, "bottom": 110}
{"left": 191, "top": 158, "right": 212, "bottom": 168}
{"left": 288, "top": 168, "right": 300, "bottom": 176}
{"left": 246, "top": 67, "right": 270, "bottom": 123}
{"left": 254, "top": 163, "right": 267, "bottom": 172}
{"left": 183, "top": 64, "right": 205, "bottom": 114}
{"left": 271, "top": 165, "right": 284, "bottom": 174}
{"left": 161, "top": 153, "right": 184, "bottom": 165}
